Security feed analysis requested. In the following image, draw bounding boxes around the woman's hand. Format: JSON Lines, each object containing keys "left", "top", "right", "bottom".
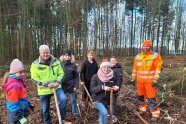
{"left": 112, "top": 85, "right": 119, "bottom": 91}
{"left": 102, "top": 86, "right": 111, "bottom": 91}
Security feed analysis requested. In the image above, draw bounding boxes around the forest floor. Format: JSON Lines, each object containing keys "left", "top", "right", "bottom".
{"left": 0, "top": 55, "right": 186, "bottom": 124}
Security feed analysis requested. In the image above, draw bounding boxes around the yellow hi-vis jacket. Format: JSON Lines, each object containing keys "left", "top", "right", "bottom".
{"left": 132, "top": 50, "right": 163, "bottom": 83}
{"left": 30, "top": 56, "right": 64, "bottom": 95}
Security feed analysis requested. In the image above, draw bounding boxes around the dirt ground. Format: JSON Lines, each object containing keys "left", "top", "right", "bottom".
{"left": 0, "top": 55, "right": 186, "bottom": 124}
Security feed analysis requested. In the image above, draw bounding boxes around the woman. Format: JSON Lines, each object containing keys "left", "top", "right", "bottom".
{"left": 60, "top": 50, "right": 79, "bottom": 119}
{"left": 90, "top": 61, "right": 119, "bottom": 124}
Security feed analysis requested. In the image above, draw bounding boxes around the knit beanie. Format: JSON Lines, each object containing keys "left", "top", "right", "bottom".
{"left": 100, "top": 62, "right": 112, "bottom": 68}
{"left": 142, "top": 40, "right": 152, "bottom": 47}
{"left": 63, "top": 49, "right": 72, "bottom": 56}
{"left": 9, "top": 59, "right": 25, "bottom": 74}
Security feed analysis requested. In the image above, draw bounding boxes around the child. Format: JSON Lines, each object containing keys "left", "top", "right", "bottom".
{"left": 2, "top": 59, "right": 30, "bottom": 124}
{"left": 110, "top": 56, "right": 123, "bottom": 123}
{"left": 60, "top": 50, "right": 79, "bottom": 118}
{"left": 80, "top": 50, "right": 98, "bottom": 103}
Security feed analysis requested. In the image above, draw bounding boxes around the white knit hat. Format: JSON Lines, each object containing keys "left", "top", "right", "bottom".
{"left": 100, "top": 62, "right": 112, "bottom": 68}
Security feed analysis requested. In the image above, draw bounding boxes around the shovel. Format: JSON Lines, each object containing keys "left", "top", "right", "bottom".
{"left": 53, "top": 89, "right": 62, "bottom": 124}
{"left": 80, "top": 82, "right": 95, "bottom": 108}
{"left": 109, "top": 89, "right": 113, "bottom": 124}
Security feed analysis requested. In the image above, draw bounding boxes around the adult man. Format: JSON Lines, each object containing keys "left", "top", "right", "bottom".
{"left": 131, "top": 40, "right": 163, "bottom": 122}
{"left": 30, "top": 45, "right": 71, "bottom": 124}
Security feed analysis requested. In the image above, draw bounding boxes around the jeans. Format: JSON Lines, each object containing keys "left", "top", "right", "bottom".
{"left": 113, "top": 95, "right": 118, "bottom": 116}
{"left": 69, "top": 92, "right": 78, "bottom": 116}
{"left": 95, "top": 101, "right": 108, "bottom": 124}
{"left": 40, "top": 88, "right": 67, "bottom": 124}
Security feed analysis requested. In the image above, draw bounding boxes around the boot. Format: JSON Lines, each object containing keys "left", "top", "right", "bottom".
{"left": 150, "top": 117, "right": 158, "bottom": 122}
{"left": 62, "top": 120, "right": 72, "bottom": 124}
{"left": 112, "top": 116, "right": 118, "bottom": 123}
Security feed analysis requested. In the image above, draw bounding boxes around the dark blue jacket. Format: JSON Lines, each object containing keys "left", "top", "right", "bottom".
{"left": 60, "top": 60, "right": 79, "bottom": 93}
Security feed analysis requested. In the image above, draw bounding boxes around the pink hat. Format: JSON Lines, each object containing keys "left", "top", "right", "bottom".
{"left": 10, "top": 59, "right": 25, "bottom": 73}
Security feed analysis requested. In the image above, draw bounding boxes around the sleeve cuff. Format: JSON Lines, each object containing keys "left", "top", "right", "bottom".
{"left": 55, "top": 80, "right": 62, "bottom": 84}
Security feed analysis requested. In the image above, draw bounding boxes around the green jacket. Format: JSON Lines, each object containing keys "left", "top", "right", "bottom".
{"left": 30, "top": 56, "right": 64, "bottom": 95}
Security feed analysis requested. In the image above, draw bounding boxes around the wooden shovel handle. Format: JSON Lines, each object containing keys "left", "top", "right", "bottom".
{"left": 53, "top": 89, "right": 62, "bottom": 124}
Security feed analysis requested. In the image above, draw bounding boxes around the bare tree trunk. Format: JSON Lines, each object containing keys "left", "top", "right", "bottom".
{"left": 105, "top": 0, "right": 109, "bottom": 57}
{"left": 156, "top": 2, "right": 161, "bottom": 52}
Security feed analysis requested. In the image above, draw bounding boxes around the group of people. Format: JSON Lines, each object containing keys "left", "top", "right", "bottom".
{"left": 2, "top": 40, "right": 163, "bottom": 124}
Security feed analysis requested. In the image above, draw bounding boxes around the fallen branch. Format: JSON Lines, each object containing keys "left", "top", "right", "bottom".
{"left": 133, "top": 110, "right": 149, "bottom": 124}
{"left": 123, "top": 70, "right": 132, "bottom": 79}
{"left": 125, "top": 103, "right": 149, "bottom": 124}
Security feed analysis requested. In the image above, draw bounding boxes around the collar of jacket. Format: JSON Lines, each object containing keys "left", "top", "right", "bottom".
{"left": 64, "top": 60, "right": 71, "bottom": 65}
{"left": 142, "top": 50, "right": 152, "bottom": 56}
{"left": 9, "top": 74, "right": 20, "bottom": 79}
{"left": 111, "top": 63, "right": 122, "bottom": 69}
{"left": 38, "top": 55, "right": 57, "bottom": 65}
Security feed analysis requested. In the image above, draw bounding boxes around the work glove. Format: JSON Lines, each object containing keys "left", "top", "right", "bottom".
{"left": 18, "top": 117, "right": 28, "bottom": 124}
{"left": 152, "top": 81, "right": 158, "bottom": 88}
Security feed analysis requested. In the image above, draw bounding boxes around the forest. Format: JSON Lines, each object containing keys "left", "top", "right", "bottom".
{"left": 0, "top": 0, "right": 185, "bottom": 62}
{"left": 0, "top": 0, "right": 186, "bottom": 124}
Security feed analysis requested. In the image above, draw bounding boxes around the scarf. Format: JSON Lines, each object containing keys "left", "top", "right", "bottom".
{"left": 97, "top": 69, "right": 113, "bottom": 82}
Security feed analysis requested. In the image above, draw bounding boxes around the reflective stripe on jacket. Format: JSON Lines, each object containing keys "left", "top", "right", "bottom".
{"left": 30, "top": 56, "right": 64, "bottom": 95}
{"left": 132, "top": 50, "right": 163, "bottom": 83}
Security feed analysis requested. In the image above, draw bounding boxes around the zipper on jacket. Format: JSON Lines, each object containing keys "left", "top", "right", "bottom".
{"left": 51, "top": 66, "right": 55, "bottom": 75}
{"left": 146, "top": 60, "right": 147, "bottom": 68}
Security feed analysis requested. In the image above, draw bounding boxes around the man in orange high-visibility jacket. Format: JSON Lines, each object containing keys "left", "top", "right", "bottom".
{"left": 131, "top": 40, "right": 163, "bottom": 122}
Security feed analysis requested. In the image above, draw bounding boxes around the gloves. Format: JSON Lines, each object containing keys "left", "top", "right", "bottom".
{"left": 18, "top": 117, "right": 28, "bottom": 124}
{"left": 102, "top": 85, "right": 111, "bottom": 91}
{"left": 152, "top": 81, "right": 158, "bottom": 87}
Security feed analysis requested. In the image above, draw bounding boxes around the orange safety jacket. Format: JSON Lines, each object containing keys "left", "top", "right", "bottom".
{"left": 132, "top": 50, "right": 163, "bottom": 83}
